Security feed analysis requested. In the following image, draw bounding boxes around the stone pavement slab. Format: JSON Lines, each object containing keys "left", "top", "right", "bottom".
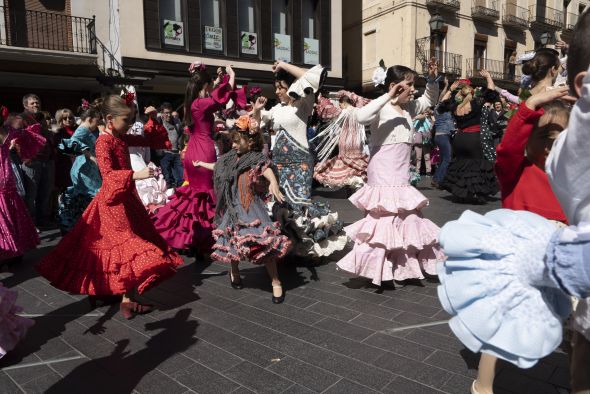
{"left": 0, "top": 180, "right": 572, "bottom": 393}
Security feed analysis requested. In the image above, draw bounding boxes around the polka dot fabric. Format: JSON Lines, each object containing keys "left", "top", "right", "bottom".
{"left": 37, "top": 133, "right": 183, "bottom": 295}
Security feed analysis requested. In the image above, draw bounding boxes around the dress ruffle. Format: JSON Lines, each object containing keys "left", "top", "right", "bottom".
{"left": 441, "top": 158, "right": 498, "bottom": 202}
{"left": 0, "top": 284, "right": 34, "bottom": 358}
{"left": 0, "top": 188, "right": 39, "bottom": 260}
{"left": 314, "top": 154, "right": 368, "bottom": 189}
{"left": 288, "top": 65, "right": 327, "bottom": 100}
{"left": 349, "top": 184, "right": 428, "bottom": 213}
{"left": 437, "top": 209, "right": 571, "bottom": 368}
{"left": 152, "top": 185, "right": 216, "bottom": 252}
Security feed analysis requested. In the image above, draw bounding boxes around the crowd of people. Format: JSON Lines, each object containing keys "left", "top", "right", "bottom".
{"left": 1, "top": 8, "right": 590, "bottom": 393}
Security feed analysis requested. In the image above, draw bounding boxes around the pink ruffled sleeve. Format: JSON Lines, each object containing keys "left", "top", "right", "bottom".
{"left": 211, "top": 74, "right": 237, "bottom": 106}
{"left": 7, "top": 124, "right": 47, "bottom": 161}
{"left": 234, "top": 85, "right": 249, "bottom": 110}
{"left": 96, "top": 137, "right": 133, "bottom": 205}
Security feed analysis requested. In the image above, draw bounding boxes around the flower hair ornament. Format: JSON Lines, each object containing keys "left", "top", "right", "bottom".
{"left": 120, "top": 86, "right": 136, "bottom": 108}
{"left": 235, "top": 115, "right": 259, "bottom": 135}
{"left": 372, "top": 59, "right": 387, "bottom": 87}
{"left": 189, "top": 61, "right": 207, "bottom": 75}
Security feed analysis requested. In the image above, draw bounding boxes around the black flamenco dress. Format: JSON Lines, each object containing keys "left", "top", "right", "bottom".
{"left": 441, "top": 89, "right": 498, "bottom": 203}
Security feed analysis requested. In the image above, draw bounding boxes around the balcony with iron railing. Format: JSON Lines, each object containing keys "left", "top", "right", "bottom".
{"left": 466, "top": 58, "right": 521, "bottom": 83}
{"left": 422, "top": 49, "right": 463, "bottom": 76}
{"left": 565, "top": 12, "right": 578, "bottom": 31}
{"left": 0, "top": 6, "right": 124, "bottom": 81}
{"left": 425, "top": 0, "right": 461, "bottom": 12}
{"left": 472, "top": 0, "right": 500, "bottom": 22}
{"left": 529, "top": 4, "right": 564, "bottom": 29}
{"left": 502, "top": 2, "right": 530, "bottom": 29}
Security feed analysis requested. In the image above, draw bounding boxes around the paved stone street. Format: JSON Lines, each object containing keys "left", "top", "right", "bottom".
{"left": 0, "top": 180, "right": 571, "bottom": 393}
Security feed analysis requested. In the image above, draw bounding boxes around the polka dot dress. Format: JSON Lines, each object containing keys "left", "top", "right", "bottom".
{"left": 37, "top": 133, "right": 183, "bottom": 295}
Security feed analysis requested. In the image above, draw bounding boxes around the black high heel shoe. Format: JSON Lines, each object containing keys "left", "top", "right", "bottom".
{"left": 229, "top": 272, "right": 243, "bottom": 290}
{"left": 272, "top": 285, "right": 285, "bottom": 304}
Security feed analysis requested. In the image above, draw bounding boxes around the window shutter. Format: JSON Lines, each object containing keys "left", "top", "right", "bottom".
{"left": 226, "top": 0, "right": 239, "bottom": 57}
{"left": 187, "top": 0, "right": 202, "bottom": 53}
{"left": 292, "top": 0, "right": 302, "bottom": 64}
{"left": 261, "top": 0, "right": 272, "bottom": 61}
{"left": 143, "top": 0, "right": 161, "bottom": 50}
{"left": 319, "top": 0, "right": 331, "bottom": 67}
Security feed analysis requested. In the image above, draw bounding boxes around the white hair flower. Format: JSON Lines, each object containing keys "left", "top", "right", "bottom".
{"left": 372, "top": 67, "right": 387, "bottom": 87}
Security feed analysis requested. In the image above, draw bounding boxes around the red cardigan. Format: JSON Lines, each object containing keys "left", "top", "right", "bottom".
{"left": 495, "top": 102, "right": 567, "bottom": 223}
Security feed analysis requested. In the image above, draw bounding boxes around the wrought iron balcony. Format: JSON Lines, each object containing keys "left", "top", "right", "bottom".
{"left": 472, "top": 0, "right": 500, "bottom": 22}
{"left": 425, "top": 0, "right": 460, "bottom": 12}
{"left": 466, "top": 58, "right": 521, "bottom": 83}
{"left": 502, "top": 2, "right": 529, "bottom": 29}
{"left": 422, "top": 49, "right": 462, "bottom": 76}
{"left": 565, "top": 12, "right": 578, "bottom": 31}
{"left": 529, "top": 4, "right": 564, "bottom": 29}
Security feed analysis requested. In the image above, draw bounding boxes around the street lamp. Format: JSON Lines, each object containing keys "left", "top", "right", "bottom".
{"left": 429, "top": 13, "right": 445, "bottom": 32}
{"left": 540, "top": 31, "right": 552, "bottom": 47}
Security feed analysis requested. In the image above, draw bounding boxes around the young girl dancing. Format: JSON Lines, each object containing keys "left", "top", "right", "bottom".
{"left": 192, "top": 111, "right": 291, "bottom": 303}
{"left": 37, "top": 94, "right": 183, "bottom": 318}
{"left": 337, "top": 59, "right": 444, "bottom": 286}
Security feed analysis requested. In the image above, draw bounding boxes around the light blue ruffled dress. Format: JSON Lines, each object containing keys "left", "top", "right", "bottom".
{"left": 57, "top": 126, "right": 102, "bottom": 232}
{"left": 437, "top": 209, "right": 572, "bottom": 368}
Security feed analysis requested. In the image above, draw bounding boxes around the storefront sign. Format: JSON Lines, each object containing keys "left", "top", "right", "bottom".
{"left": 304, "top": 38, "right": 319, "bottom": 65}
{"left": 241, "top": 31, "right": 258, "bottom": 55}
{"left": 273, "top": 33, "right": 291, "bottom": 62}
{"left": 204, "top": 26, "right": 223, "bottom": 51}
{"left": 163, "top": 20, "right": 184, "bottom": 46}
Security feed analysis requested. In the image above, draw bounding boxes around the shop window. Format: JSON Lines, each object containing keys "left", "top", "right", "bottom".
{"left": 160, "top": 0, "right": 186, "bottom": 48}
{"left": 302, "top": 0, "right": 319, "bottom": 64}
{"left": 272, "top": 0, "right": 291, "bottom": 61}
{"left": 201, "top": 0, "right": 224, "bottom": 52}
{"left": 239, "top": 0, "right": 258, "bottom": 56}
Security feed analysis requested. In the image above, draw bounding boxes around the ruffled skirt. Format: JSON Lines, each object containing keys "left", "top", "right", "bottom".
{"left": 314, "top": 153, "right": 368, "bottom": 189}
{"left": 0, "top": 284, "right": 34, "bottom": 358}
{"left": 336, "top": 144, "right": 444, "bottom": 285}
{"left": 0, "top": 187, "right": 39, "bottom": 260}
{"left": 152, "top": 185, "right": 216, "bottom": 253}
{"left": 438, "top": 209, "right": 571, "bottom": 368}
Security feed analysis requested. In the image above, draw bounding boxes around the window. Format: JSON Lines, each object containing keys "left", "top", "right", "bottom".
{"left": 363, "top": 30, "right": 376, "bottom": 67}
{"left": 474, "top": 39, "right": 486, "bottom": 71}
{"left": 239, "top": 0, "right": 258, "bottom": 55}
{"left": 272, "top": 0, "right": 291, "bottom": 61}
{"left": 201, "top": 0, "right": 224, "bottom": 52}
{"left": 302, "top": 0, "right": 319, "bottom": 64}
{"left": 160, "top": 0, "right": 186, "bottom": 48}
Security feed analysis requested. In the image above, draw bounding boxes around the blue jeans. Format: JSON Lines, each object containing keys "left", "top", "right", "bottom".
{"left": 434, "top": 134, "right": 452, "bottom": 183}
{"left": 160, "top": 152, "right": 184, "bottom": 188}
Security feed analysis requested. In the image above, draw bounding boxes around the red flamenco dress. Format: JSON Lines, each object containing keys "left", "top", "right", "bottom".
{"left": 153, "top": 75, "right": 237, "bottom": 254}
{"left": 36, "top": 132, "right": 183, "bottom": 295}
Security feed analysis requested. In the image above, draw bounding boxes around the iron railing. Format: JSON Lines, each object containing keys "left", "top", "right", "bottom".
{"left": 529, "top": 4, "right": 564, "bottom": 29}
{"left": 0, "top": 6, "right": 94, "bottom": 53}
{"left": 423, "top": 49, "right": 462, "bottom": 76}
{"left": 425, "top": 0, "right": 461, "bottom": 11}
{"left": 86, "top": 17, "right": 124, "bottom": 78}
{"left": 502, "top": 2, "right": 529, "bottom": 28}
{"left": 565, "top": 12, "right": 578, "bottom": 30}
{"left": 466, "top": 58, "right": 521, "bottom": 83}
{"left": 472, "top": 0, "right": 500, "bottom": 20}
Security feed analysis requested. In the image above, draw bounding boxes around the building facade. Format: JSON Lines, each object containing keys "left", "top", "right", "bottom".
{"left": 343, "top": 0, "right": 589, "bottom": 93}
{"left": 0, "top": 0, "right": 343, "bottom": 113}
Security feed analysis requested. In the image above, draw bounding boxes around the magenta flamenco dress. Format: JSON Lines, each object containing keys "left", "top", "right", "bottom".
{"left": 153, "top": 77, "right": 236, "bottom": 253}
{"left": 1, "top": 124, "right": 45, "bottom": 261}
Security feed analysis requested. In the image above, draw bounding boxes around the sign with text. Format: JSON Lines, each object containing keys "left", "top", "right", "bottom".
{"left": 304, "top": 38, "right": 319, "bottom": 65}
{"left": 241, "top": 31, "right": 258, "bottom": 55}
{"left": 204, "top": 26, "right": 223, "bottom": 51}
{"left": 163, "top": 20, "right": 184, "bottom": 46}
{"left": 273, "top": 33, "right": 291, "bottom": 62}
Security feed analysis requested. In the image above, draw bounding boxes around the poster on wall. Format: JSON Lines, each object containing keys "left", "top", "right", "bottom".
{"left": 204, "top": 26, "right": 223, "bottom": 51}
{"left": 273, "top": 33, "right": 291, "bottom": 62}
{"left": 303, "top": 38, "right": 319, "bottom": 64}
{"left": 163, "top": 20, "right": 184, "bottom": 46}
{"left": 241, "top": 31, "right": 258, "bottom": 55}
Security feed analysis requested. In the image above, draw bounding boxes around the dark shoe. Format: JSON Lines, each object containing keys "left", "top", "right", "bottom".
{"left": 229, "top": 272, "right": 243, "bottom": 290}
{"left": 272, "top": 285, "right": 285, "bottom": 304}
{"left": 120, "top": 302, "right": 154, "bottom": 319}
{"left": 430, "top": 180, "right": 440, "bottom": 189}
{"left": 88, "top": 295, "right": 122, "bottom": 309}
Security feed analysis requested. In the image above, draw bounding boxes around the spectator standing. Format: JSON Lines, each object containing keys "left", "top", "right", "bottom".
{"left": 159, "top": 103, "right": 184, "bottom": 188}
{"left": 488, "top": 100, "right": 509, "bottom": 145}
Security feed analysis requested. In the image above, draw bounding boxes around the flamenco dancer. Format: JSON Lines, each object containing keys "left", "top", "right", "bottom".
{"left": 153, "top": 62, "right": 237, "bottom": 257}
{"left": 313, "top": 90, "right": 370, "bottom": 189}
{"left": 337, "top": 59, "right": 444, "bottom": 286}
{"left": 192, "top": 114, "right": 291, "bottom": 303}
{"left": 256, "top": 61, "right": 348, "bottom": 258}
{"left": 37, "top": 94, "right": 183, "bottom": 318}
{"left": 57, "top": 107, "right": 103, "bottom": 233}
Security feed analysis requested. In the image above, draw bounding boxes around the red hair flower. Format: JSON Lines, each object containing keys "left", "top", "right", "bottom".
{"left": 124, "top": 92, "right": 135, "bottom": 107}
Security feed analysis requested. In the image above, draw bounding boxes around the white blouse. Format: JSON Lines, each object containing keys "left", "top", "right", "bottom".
{"left": 356, "top": 82, "right": 439, "bottom": 147}
{"left": 262, "top": 65, "right": 324, "bottom": 149}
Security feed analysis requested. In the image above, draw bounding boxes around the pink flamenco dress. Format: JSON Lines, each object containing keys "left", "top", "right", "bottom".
{"left": 336, "top": 86, "right": 445, "bottom": 285}
{"left": 153, "top": 76, "right": 236, "bottom": 254}
{"left": 1, "top": 123, "right": 45, "bottom": 261}
{"left": 0, "top": 283, "right": 34, "bottom": 359}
